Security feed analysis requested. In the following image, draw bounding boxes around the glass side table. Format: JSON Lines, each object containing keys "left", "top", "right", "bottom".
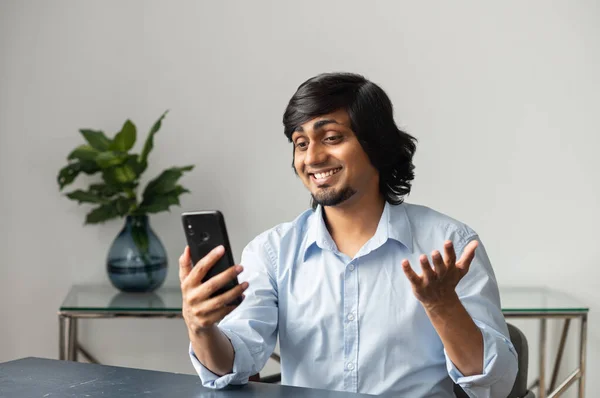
{"left": 59, "top": 285, "right": 588, "bottom": 397}
{"left": 58, "top": 285, "right": 184, "bottom": 363}
{"left": 500, "top": 286, "right": 588, "bottom": 398}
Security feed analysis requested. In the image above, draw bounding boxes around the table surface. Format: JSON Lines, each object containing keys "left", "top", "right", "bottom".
{"left": 59, "top": 284, "right": 589, "bottom": 314}
{"left": 0, "top": 357, "right": 377, "bottom": 398}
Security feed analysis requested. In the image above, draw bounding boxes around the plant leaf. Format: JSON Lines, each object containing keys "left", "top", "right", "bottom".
{"left": 169, "top": 185, "right": 190, "bottom": 197}
{"left": 114, "top": 166, "right": 137, "bottom": 183}
{"left": 110, "top": 120, "right": 136, "bottom": 152}
{"left": 115, "top": 196, "right": 135, "bottom": 216}
{"left": 84, "top": 196, "right": 135, "bottom": 224}
{"left": 89, "top": 183, "right": 120, "bottom": 198}
{"left": 142, "top": 165, "right": 194, "bottom": 198}
{"left": 95, "top": 151, "right": 127, "bottom": 168}
{"left": 65, "top": 189, "right": 109, "bottom": 204}
{"left": 79, "top": 129, "right": 111, "bottom": 151}
{"left": 102, "top": 165, "right": 137, "bottom": 185}
{"left": 138, "top": 185, "right": 190, "bottom": 214}
{"left": 138, "top": 110, "right": 169, "bottom": 173}
{"left": 137, "top": 195, "right": 173, "bottom": 214}
{"left": 80, "top": 160, "right": 100, "bottom": 174}
{"left": 68, "top": 145, "right": 99, "bottom": 162}
{"left": 57, "top": 161, "right": 100, "bottom": 190}
{"left": 85, "top": 204, "right": 120, "bottom": 224}
{"left": 57, "top": 163, "right": 81, "bottom": 189}
{"left": 162, "top": 186, "right": 190, "bottom": 206}
{"left": 125, "top": 154, "right": 144, "bottom": 176}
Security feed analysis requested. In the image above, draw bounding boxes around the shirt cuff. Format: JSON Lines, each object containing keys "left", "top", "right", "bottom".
{"left": 189, "top": 328, "right": 257, "bottom": 389}
{"left": 446, "top": 320, "right": 518, "bottom": 397}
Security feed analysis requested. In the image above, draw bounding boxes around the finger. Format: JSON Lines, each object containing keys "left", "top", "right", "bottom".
{"left": 402, "top": 259, "right": 422, "bottom": 286}
{"left": 204, "top": 304, "right": 240, "bottom": 325}
{"left": 189, "top": 245, "right": 226, "bottom": 285}
{"left": 443, "top": 240, "right": 456, "bottom": 268}
{"left": 457, "top": 240, "right": 479, "bottom": 272}
{"left": 202, "top": 282, "right": 249, "bottom": 313}
{"left": 431, "top": 250, "right": 446, "bottom": 278}
{"left": 196, "top": 263, "right": 244, "bottom": 301}
{"left": 179, "top": 246, "right": 193, "bottom": 283}
{"left": 419, "top": 254, "right": 435, "bottom": 283}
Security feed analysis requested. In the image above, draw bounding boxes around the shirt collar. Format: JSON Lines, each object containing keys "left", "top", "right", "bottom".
{"left": 305, "top": 205, "right": 334, "bottom": 253}
{"left": 374, "top": 202, "right": 414, "bottom": 252}
{"left": 303, "top": 202, "right": 413, "bottom": 261}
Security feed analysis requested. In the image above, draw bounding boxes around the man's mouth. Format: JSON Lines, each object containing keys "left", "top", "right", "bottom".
{"left": 309, "top": 167, "right": 342, "bottom": 183}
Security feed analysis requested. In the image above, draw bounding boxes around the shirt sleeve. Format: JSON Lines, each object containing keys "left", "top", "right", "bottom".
{"left": 189, "top": 233, "right": 279, "bottom": 389}
{"left": 444, "top": 233, "right": 519, "bottom": 398}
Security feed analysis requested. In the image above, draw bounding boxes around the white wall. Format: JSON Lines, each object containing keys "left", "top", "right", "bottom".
{"left": 1, "top": 0, "right": 598, "bottom": 396}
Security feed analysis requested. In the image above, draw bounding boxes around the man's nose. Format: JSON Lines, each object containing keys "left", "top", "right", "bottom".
{"left": 305, "top": 142, "right": 327, "bottom": 166}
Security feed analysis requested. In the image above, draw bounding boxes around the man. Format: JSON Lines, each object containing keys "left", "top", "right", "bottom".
{"left": 179, "top": 73, "right": 518, "bottom": 397}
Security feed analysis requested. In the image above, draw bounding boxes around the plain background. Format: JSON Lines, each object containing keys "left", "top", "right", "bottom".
{"left": 1, "top": 1, "right": 598, "bottom": 396}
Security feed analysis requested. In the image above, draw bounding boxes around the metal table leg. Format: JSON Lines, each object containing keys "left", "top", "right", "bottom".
{"left": 58, "top": 315, "right": 66, "bottom": 360}
{"left": 539, "top": 318, "right": 547, "bottom": 398}
{"left": 66, "top": 317, "right": 77, "bottom": 361}
{"left": 72, "top": 318, "right": 78, "bottom": 361}
{"left": 579, "top": 314, "right": 587, "bottom": 398}
{"left": 59, "top": 313, "right": 99, "bottom": 363}
{"left": 506, "top": 312, "right": 588, "bottom": 398}
{"left": 56, "top": 309, "right": 187, "bottom": 367}
{"left": 549, "top": 319, "right": 571, "bottom": 391}
{"left": 79, "top": 345, "right": 100, "bottom": 364}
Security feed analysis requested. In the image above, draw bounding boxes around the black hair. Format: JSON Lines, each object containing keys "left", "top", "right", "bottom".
{"left": 282, "top": 72, "right": 417, "bottom": 209}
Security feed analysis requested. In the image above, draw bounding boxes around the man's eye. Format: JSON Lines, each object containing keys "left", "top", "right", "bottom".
{"left": 325, "top": 136, "right": 342, "bottom": 143}
{"left": 295, "top": 142, "right": 308, "bottom": 150}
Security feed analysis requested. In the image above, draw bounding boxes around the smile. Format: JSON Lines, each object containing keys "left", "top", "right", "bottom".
{"left": 310, "top": 167, "right": 342, "bottom": 181}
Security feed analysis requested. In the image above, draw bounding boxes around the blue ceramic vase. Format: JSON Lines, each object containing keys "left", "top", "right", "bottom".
{"left": 106, "top": 215, "right": 167, "bottom": 292}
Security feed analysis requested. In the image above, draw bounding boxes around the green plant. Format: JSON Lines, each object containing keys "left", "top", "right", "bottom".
{"left": 57, "top": 110, "right": 194, "bottom": 224}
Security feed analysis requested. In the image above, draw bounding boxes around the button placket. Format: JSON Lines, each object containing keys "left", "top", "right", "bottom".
{"left": 343, "top": 259, "right": 359, "bottom": 391}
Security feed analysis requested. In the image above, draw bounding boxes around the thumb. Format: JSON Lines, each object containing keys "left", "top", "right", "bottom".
{"left": 179, "top": 246, "right": 193, "bottom": 283}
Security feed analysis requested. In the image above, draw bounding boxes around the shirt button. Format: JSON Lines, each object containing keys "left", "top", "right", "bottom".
{"left": 348, "top": 264, "right": 355, "bottom": 271}
{"left": 347, "top": 362, "right": 355, "bottom": 371}
{"left": 347, "top": 312, "right": 355, "bottom": 321}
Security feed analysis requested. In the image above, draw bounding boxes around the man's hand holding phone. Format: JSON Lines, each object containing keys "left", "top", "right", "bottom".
{"left": 179, "top": 245, "right": 249, "bottom": 336}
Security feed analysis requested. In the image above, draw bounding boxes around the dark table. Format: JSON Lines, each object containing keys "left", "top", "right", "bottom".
{"left": 0, "top": 357, "right": 376, "bottom": 397}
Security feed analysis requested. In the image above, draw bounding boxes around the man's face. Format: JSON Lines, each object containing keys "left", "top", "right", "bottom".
{"left": 291, "top": 109, "right": 379, "bottom": 208}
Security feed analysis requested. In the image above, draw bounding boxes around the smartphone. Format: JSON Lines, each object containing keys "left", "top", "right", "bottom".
{"left": 181, "top": 210, "right": 242, "bottom": 305}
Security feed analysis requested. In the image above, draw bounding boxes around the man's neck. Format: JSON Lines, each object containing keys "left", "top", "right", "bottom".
{"left": 322, "top": 194, "right": 386, "bottom": 258}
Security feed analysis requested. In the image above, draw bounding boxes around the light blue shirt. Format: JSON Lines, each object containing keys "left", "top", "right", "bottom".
{"left": 190, "top": 202, "right": 518, "bottom": 397}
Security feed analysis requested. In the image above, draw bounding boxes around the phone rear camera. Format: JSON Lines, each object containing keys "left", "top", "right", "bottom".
{"left": 199, "top": 231, "right": 210, "bottom": 242}
{"left": 187, "top": 223, "right": 194, "bottom": 235}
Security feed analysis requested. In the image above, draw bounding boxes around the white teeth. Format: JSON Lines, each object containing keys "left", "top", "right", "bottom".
{"left": 313, "top": 168, "right": 340, "bottom": 180}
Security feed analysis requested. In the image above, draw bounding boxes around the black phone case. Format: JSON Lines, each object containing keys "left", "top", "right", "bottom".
{"left": 181, "top": 211, "right": 241, "bottom": 305}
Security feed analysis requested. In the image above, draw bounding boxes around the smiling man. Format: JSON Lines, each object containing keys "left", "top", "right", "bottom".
{"left": 179, "top": 73, "right": 518, "bottom": 397}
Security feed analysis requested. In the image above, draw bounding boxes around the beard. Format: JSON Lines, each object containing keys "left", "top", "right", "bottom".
{"left": 311, "top": 186, "right": 357, "bottom": 207}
